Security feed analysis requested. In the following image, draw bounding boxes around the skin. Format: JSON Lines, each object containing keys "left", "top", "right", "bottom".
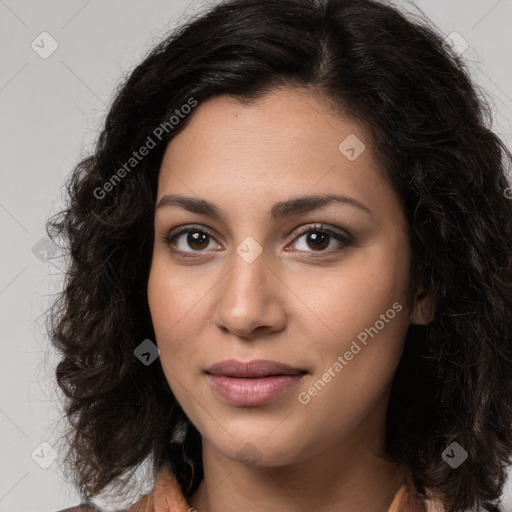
{"left": 147, "top": 86, "right": 434, "bottom": 512}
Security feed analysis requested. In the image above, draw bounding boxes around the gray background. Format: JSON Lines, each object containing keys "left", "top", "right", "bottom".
{"left": 1, "top": 1, "right": 511, "bottom": 511}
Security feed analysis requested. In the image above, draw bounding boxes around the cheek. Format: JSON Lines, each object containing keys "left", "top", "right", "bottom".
{"left": 294, "top": 243, "right": 411, "bottom": 415}
{"left": 298, "top": 241, "right": 411, "bottom": 352}
{"left": 147, "top": 254, "right": 214, "bottom": 383}
{"left": 147, "top": 258, "right": 187, "bottom": 363}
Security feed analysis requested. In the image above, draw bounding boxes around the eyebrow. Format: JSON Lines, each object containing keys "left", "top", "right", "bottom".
{"left": 156, "top": 193, "right": 372, "bottom": 221}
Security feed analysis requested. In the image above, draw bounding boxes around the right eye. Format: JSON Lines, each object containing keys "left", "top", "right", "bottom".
{"left": 163, "top": 224, "right": 222, "bottom": 255}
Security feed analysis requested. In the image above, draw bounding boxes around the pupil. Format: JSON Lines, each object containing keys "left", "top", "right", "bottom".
{"left": 308, "top": 232, "right": 329, "bottom": 250}
{"left": 188, "top": 231, "right": 208, "bottom": 249}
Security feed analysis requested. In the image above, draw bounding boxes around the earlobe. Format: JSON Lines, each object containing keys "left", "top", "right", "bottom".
{"left": 410, "top": 288, "right": 436, "bottom": 325}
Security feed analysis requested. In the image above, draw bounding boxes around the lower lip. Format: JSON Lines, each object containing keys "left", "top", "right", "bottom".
{"left": 207, "top": 374, "right": 305, "bottom": 406}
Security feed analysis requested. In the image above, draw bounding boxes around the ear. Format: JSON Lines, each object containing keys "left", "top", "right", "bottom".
{"left": 410, "top": 286, "right": 436, "bottom": 325}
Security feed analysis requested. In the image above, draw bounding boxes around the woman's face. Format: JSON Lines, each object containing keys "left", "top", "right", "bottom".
{"left": 147, "top": 87, "right": 428, "bottom": 467}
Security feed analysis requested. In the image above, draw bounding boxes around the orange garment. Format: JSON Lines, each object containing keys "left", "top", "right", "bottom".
{"left": 59, "top": 467, "right": 442, "bottom": 512}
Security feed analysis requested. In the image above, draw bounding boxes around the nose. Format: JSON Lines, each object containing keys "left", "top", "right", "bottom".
{"left": 214, "top": 249, "right": 287, "bottom": 340}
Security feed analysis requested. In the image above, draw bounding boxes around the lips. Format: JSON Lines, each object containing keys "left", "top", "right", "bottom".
{"left": 205, "top": 359, "right": 307, "bottom": 378}
{"left": 205, "top": 359, "right": 307, "bottom": 406}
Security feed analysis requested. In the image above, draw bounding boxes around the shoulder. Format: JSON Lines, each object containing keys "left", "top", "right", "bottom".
{"left": 54, "top": 467, "right": 180, "bottom": 512}
{"left": 424, "top": 495, "right": 504, "bottom": 512}
{"left": 55, "top": 504, "right": 102, "bottom": 512}
{"left": 55, "top": 491, "right": 153, "bottom": 512}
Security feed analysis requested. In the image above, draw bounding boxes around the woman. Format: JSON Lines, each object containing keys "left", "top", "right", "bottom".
{"left": 48, "top": 0, "right": 512, "bottom": 511}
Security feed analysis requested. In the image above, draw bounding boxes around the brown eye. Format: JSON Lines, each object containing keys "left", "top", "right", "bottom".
{"left": 304, "top": 231, "right": 330, "bottom": 251}
{"left": 288, "top": 224, "right": 352, "bottom": 255}
{"left": 164, "top": 225, "right": 220, "bottom": 253}
{"left": 163, "top": 223, "right": 352, "bottom": 258}
{"left": 185, "top": 230, "right": 210, "bottom": 250}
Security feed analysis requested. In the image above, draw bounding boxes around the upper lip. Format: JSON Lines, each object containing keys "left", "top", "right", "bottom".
{"left": 205, "top": 359, "right": 307, "bottom": 378}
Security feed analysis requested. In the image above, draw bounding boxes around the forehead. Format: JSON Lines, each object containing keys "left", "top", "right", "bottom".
{"left": 156, "top": 87, "right": 401, "bottom": 223}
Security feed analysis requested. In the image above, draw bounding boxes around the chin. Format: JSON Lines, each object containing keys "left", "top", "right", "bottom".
{"left": 205, "top": 427, "right": 309, "bottom": 468}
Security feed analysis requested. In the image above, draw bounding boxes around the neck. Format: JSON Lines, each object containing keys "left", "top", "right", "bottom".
{"left": 188, "top": 429, "right": 404, "bottom": 512}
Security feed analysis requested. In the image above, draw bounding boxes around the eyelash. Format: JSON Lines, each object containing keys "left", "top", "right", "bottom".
{"left": 161, "top": 223, "right": 352, "bottom": 258}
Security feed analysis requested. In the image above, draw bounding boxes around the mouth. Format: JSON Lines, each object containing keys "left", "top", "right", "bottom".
{"left": 205, "top": 359, "right": 307, "bottom": 406}
{"left": 205, "top": 358, "right": 307, "bottom": 378}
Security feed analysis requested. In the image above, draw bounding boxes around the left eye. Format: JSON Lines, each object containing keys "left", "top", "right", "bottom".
{"left": 287, "top": 224, "right": 352, "bottom": 255}
{"left": 163, "top": 223, "right": 352, "bottom": 256}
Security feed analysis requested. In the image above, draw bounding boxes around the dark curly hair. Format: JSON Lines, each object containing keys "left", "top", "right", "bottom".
{"left": 46, "top": 0, "right": 512, "bottom": 511}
